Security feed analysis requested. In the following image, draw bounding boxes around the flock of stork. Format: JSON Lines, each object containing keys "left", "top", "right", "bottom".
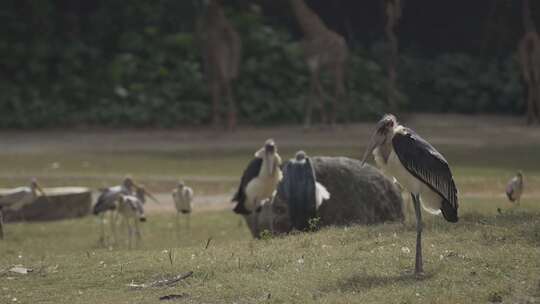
{"left": 228, "top": 114, "right": 524, "bottom": 277}
{"left": 0, "top": 114, "right": 526, "bottom": 278}
{"left": 92, "top": 178, "right": 194, "bottom": 247}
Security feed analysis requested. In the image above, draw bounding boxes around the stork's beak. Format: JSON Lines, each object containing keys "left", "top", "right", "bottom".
{"left": 145, "top": 189, "right": 161, "bottom": 204}
{"left": 265, "top": 150, "right": 276, "bottom": 176}
{"left": 361, "top": 130, "right": 382, "bottom": 167}
{"left": 34, "top": 182, "right": 51, "bottom": 202}
{"left": 264, "top": 141, "right": 276, "bottom": 175}
{"left": 35, "top": 184, "right": 47, "bottom": 196}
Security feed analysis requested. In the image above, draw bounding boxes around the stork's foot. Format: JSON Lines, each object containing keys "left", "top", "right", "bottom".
{"left": 414, "top": 270, "right": 426, "bottom": 280}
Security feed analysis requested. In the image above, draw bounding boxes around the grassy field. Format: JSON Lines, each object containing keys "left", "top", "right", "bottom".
{"left": 1, "top": 114, "right": 540, "bottom": 303}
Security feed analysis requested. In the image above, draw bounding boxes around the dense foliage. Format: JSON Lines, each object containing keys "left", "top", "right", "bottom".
{"left": 0, "top": 1, "right": 527, "bottom": 128}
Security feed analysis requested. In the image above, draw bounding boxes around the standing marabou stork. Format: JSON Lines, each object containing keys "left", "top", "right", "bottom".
{"left": 279, "top": 151, "right": 330, "bottom": 231}
{"left": 172, "top": 181, "right": 194, "bottom": 232}
{"left": 362, "top": 114, "right": 459, "bottom": 277}
{"left": 93, "top": 177, "right": 136, "bottom": 244}
{"left": 0, "top": 178, "right": 47, "bottom": 240}
{"left": 506, "top": 171, "right": 524, "bottom": 206}
{"left": 232, "top": 139, "right": 282, "bottom": 215}
{"left": 117, "top": 191, "right": 146, "bottom": 248}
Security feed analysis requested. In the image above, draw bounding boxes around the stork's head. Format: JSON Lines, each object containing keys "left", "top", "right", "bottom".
{"left": 295, "top": 151, "right": 307, "bottom": 161}
{"left": 361, "top": 114, "right": 398, "bottom": 166}
{"left": 177, "top": 180, "right": 185, "bottom": 189}
{"left": 123, "top": 176, "right": 135, "bottom": 192}
{"left": 256, "top": 139, "right": 279, "bottom": 176}
{"left": 30, "top": 178, "right": 47, "bottom": 197}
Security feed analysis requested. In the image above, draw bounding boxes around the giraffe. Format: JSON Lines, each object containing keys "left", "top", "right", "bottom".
{"left": 289, "top": 0, "right": 348, "bottom": 128}
{"left": 199, "top": 0, "right": 242, "bottom": 131}
{"left": 519, "top": 0, "right": 540, "bottom": 125}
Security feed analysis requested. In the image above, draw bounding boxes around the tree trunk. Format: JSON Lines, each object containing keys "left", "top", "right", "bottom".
{"left": 384, "top": 0, "right": 401, "bottom": 112}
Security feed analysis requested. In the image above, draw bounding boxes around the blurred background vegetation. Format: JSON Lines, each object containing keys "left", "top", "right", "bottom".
{"left": 0, "top": 0, "right": 532, "bottom": 128}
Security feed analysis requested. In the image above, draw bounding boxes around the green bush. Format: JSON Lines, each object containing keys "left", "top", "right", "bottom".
{"left": 0, "top": 2, "right": 392, "bottom": 128}
{"left": 400, "top": 52, "right": 524, "bottom": 114}
{"left": 0, "top": 1, "right": 524, "bottom": 128}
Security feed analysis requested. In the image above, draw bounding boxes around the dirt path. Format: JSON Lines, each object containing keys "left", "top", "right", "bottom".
{"left": 0, "top": 114, "right": 537, "bottom": 154}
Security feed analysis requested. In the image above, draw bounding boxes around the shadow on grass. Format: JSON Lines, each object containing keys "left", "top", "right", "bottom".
{"left": 460, "top": 211, "right": 540, "bottom": 245}
{"left": 323, "top": 272, "right": 436, "bottom": 293}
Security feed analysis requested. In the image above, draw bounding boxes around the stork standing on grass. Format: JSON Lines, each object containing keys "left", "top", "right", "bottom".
{"left": 232, "top": 139, "right": 282, "bottom": 215}
{"left": 362, "top": 114, "right": 459, "bottom": 277}
{"left": 93, "top": 177, "right": 136, "bottom": 244}
{"left": 280, "top": 151, "right": 330, "bottom": 231}
{"left": 172, "top": 181, "right": 193, "bottom": 232}
{"left": 0, "top": 178, "right": 47, "bottom": 240}
{"left": 117, "top": 191, "right": 146, "bottom": 248}
{"left": 506, "top": 171, "right": 524, "bottom": 206}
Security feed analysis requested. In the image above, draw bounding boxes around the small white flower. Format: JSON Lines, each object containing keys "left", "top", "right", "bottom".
{"left": 401, "top": 247, "right": 411, "bottom": 254}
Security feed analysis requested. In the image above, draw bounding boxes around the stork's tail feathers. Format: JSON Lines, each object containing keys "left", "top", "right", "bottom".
{"left": 440, "top": 199, "right": 458, "bottom": 223}
{"left": 233, "top": 202, "right": 251, "bottom": 215}
{"left": 140, "top": 217, "right": 147, "bottom": 222}
{"left": 315, "top": 182, "right": 330, "bottom": 208}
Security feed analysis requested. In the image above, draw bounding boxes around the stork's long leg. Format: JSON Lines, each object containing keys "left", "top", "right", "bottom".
{"left": 110, "top": 211, "right": 117, "bottom": 245}
{"left": 127, "top": 219, "right": 133, "bottom": 249}
{"left": 175, "top": 212, "right": 180, "bottom": 239}
{"left": 99, "top": 213, "right": 105, "bottom": 245}
{"left": 186, "top": 214, "right": 191, "bottom": 230}
{"left": 134, "top": 218, "right": 141, "bottom": 247}
{"left": 411, "top": 193, "right": 424, "bottom": 276}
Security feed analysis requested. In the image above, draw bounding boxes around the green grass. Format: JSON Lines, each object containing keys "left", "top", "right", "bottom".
{"left": 1, "top": 117, "right": 540, "bottom": 303}
{"left": 1, "top": 203, "right": 539, "bottom": 304}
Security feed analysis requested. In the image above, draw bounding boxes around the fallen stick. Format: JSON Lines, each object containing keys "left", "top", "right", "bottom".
{"left": 127, "top": 271, "right": 193, "bottom": 289}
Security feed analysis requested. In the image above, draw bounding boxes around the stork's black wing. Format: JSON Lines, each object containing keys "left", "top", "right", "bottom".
{"left": 232, "top": 157, "right": 262, "bottom": 215}
{"left": 279, "top": 158, "right": 317, "bottom": 231}
{"left": 93, "top": 189, "right": 116, "bottom": 215}
{"left": 392, "top": 129, "right": 458, "bottom": 222}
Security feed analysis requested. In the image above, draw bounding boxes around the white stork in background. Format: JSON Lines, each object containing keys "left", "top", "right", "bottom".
{"left": 0, "top": 178, "right": 47, "bottom": 240}
{"left": 362, "top": 114, "right": 459, "bottom": 277}
{"left": 232, "top": 139, "right": 282, "bottom": 216}
{"left": 172, "top": 181, "right": 194, "bottom": 232}
{"left": 506, "top": 171, "right": 524, "bottom": 206}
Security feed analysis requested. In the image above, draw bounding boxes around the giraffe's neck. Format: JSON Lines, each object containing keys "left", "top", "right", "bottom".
{"left": 290, "top": 0, "right": 329, "bottom": 38}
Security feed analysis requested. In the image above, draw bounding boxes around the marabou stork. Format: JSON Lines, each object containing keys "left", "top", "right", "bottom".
{"left": 232, "top": 139, "right": 282, "bottom": 215}
{"left": 279, "top": 151, "right": 330, "bottom": 231}
{"left": 93, "top": 177, "right": 136, "bottom": 244}
{"left": 506, "top": 171, "right": 524, "bottom": 206}
{"left": 0, "top": 178, "right": 47, "bottom": 240}
{"left": 172, "top": 181, "right": 194, "bottom": 231}
{"left": 362, "top": 114, "right": 459, "bottom": 276}
{"left": 117, "top": 191, "right": 146, "bottom": 248}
